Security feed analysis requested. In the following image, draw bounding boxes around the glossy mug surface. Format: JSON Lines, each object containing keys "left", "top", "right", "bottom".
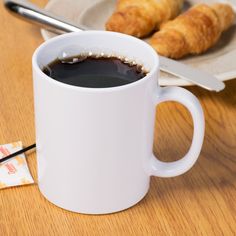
{"left": 32, "top": 31, "right": 205, "bottom": 214}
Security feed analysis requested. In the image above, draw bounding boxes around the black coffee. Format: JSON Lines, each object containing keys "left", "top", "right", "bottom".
{"left": 42, "top": 55, "right": 147, "bottom": 88}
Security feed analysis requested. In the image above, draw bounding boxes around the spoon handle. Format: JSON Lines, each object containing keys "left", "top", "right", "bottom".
{"left": 4, "top": 0, "right": 86, "bottom": 34}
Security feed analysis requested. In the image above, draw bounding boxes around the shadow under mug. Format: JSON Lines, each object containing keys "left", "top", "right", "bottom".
{"left": 32, "top": 31, "right": 205, "bottom": 214}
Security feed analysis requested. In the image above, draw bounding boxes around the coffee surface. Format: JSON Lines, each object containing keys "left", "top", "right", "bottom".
{"left": 43, "top": 55, "right": 147, "bottom": 88}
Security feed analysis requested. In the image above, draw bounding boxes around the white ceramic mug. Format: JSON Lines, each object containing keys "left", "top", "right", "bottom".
{"left": 32, "top": 31, "right": 204, "bottom": 214}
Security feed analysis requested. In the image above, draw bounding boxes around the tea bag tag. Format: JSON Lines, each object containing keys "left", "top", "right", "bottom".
{"left": 0, "top": 141, "right": 34, "bottom": 189}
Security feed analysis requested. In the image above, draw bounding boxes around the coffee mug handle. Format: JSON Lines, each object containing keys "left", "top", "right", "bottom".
{"left": 149, "top": 86, "right": 205, "bottom": 177}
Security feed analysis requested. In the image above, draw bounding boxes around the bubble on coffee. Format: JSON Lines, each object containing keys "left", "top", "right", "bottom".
{"left": 43, "top": 65, "right": 53, "bottom": 77}
{"left": 58, "top": 45, "right": 141, "bottom": 68}
{"left": 58, "top": 45, "right": 89, "bottom": 64}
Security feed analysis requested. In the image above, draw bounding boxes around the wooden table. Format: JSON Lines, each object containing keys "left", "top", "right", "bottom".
{"left": 0, "top": 1, "right": 236, "bottom": 235}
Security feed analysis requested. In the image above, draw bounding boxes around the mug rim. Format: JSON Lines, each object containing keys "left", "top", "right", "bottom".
{"left": 32, "top": 31, "right": 159, "bottom": 92}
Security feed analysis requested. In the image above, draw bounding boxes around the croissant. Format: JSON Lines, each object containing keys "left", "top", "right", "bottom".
{"left": 105, "top": 0, "right": 184, "bottom": 38}
{"left": 149, "top": 3, "right": 235, "bottom": 59}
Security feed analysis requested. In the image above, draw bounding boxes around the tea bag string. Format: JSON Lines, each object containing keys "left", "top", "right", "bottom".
{"left": 0, "top": 143, "right": 36, "bottom": 164}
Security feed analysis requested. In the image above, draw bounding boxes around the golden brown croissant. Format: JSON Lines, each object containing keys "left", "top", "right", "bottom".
{"left": 105, "top": 0, "right": 184, "bottom": 38}
{"left": 149, "top": 3, "right": 235, "bottom": 59}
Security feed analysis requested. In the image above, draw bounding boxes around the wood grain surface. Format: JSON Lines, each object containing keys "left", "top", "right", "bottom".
{"left": 0, "top": 1, "right": 236, "bottom": 235}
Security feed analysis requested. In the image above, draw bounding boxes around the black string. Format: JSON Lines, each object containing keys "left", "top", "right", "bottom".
{"left": 0, "top": 143, "right": 36, "bottom": 164}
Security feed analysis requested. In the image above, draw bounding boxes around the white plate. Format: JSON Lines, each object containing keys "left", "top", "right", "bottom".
{"left": 41, "top": 0, "right": 236, "bottom": 86}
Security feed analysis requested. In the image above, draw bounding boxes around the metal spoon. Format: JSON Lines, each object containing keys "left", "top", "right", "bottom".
{"left": 4, "top": 0, "right": 225, "bottom": 92}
